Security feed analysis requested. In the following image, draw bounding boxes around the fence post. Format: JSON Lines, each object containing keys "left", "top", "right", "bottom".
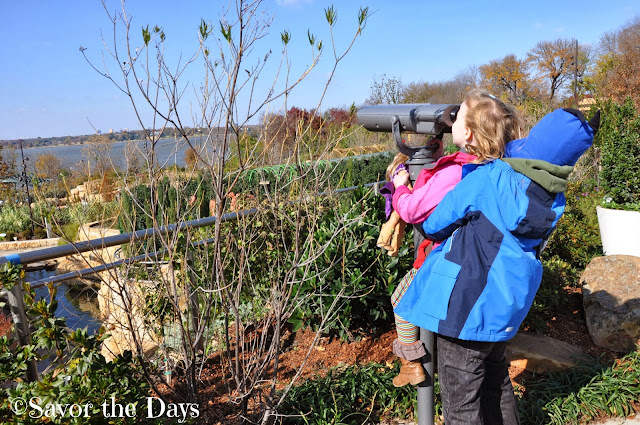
{"left": 7, "top": 275, "right": 39, "bottom": 382}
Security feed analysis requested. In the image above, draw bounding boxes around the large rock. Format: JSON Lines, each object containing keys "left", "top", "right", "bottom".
{"left": 506, "top": 333, "right": 587, "bottom": 373}
{"left": 56, "top": 222, "right": 121, "bottom": 286}
{"left": 581, "top": 255, "right": 640, "bottom": 352}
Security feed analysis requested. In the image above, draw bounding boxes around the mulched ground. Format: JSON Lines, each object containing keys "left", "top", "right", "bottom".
{"left": 150, "top": 284, "right": 624, "bottom": 424}
{"left": 0, "top": 311, "right": 11, "bottom": 338}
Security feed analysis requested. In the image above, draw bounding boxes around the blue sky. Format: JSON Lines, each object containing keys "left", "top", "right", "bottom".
{"left": 1, "top": 0, "right": 639, "bottom": 140}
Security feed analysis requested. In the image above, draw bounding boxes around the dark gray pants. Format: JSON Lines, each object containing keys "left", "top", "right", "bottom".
{"left": 437, "top": 334, "right": 520, "bottom": 425}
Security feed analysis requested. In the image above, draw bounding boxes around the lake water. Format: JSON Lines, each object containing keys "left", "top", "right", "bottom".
{"left": 19, "top": 136, "right": 222, "bottom": 172}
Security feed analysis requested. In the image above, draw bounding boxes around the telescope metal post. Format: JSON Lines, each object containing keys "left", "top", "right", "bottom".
{"left": 405, "top": 153, "right": 436, "bottom": 425}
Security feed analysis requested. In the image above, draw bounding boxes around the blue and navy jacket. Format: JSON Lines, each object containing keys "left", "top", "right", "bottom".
{"left": 394, "top": 108, "right": 598, "bottom": 342}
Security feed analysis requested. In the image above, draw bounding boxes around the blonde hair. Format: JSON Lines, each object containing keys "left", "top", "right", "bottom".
{"left": 386, "top": 153, "right": 409, "bottom": 181}
{"left": 462, "top": 89, "right": 521, "bottom": 162}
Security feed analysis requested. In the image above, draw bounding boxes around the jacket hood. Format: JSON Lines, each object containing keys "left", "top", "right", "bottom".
{"left": 502, "top": 158, "right": 573, "bottom": 193}
{"left": 504, "top": 108, "right": 598, "bottom": 167}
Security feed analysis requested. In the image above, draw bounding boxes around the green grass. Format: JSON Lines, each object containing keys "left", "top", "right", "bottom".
{"left": 278, "top": 351, "right": 640, "bottom": 425}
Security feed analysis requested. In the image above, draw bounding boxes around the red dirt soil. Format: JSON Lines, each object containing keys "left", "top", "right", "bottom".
{"left": 0, "top": 311, "right": 11, "bottom": 338}
{"left": 153, "top": 284, "right": 620, "bottom": 424}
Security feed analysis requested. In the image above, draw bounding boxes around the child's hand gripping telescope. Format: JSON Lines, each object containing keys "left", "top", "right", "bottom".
{"left": 357, "top": 104, "right": 459, "bottom": 256}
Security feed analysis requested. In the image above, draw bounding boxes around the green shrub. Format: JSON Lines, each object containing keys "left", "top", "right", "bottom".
{"left": 0, "top": 264, "right": 150, "bottom": 425}
{"left": 517, "top": 351, "right": 640, "bottom": 424}
{"left": 596, "top": 98, "right": 640, "bottom": 210}
{"left": 66, "top": 199, "right": 119, "bottom": 224}
{"left": 0, "top": 204, "right": 30, "bottom": 234}
{"left": 279, "top": 351, "right": 640, "bottom": 425}
{"left": 57, "top": 222, "right": 80, "bottom": 243}
{"left": 195, "top": 183, "right": 412, "bottom": 341}
{"left": 18, "top": 228, "right": 33, "bottom": 240}
{"left": 33, "top": 226, "right": 47, "bottom": 239}
{"left": 543, "top": 181, "right": 602, "bottom": 272}
{"left": 523, "top": 257, "right": 574, "bottom": 332}
{"left": 288, "top": 186, "right": 414, "bottom": 339}
{"left": 119, "top": 153, "right": 392, "bottom": 232}
{"left": 525, "top": 181, "right": 603, "bottom": 332}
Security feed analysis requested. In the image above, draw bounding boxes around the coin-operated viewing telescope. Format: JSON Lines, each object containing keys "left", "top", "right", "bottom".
{"left": 356, "top": 103, "right": 460, "bottom": 425}
{"left": 356, "top": 104, "right": 459, "bottom": 180}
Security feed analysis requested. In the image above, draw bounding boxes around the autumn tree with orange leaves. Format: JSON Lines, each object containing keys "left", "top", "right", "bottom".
{"left": 592, "top": 17, "right": 640, "bottom": 106}
{"left": 527, "top": 38, "right": 582, "bottom": 102}
{"left": 479, "top": 54, "right": 533, "bottom": 105}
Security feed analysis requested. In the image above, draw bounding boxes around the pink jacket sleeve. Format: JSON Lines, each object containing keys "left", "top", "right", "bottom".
{"left": 392, "top": 163, "right": 464, "bottom": 224}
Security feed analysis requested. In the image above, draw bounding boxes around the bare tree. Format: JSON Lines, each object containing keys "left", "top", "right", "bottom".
{"left": 527, "top": 38, "right": 591, "bottom": 103}
{"left": 81, "top": 135, "right": 116, "bottom": 176}
{"left": 454, "top": 65, "right": 479, "bottom": 90}
{"left": 123, "top": 141, "right": 144, "bottom": 174}
{"left": 79, "top": 1, "right": 372, "bottom": 423}
{"left": 401, "top": 72, "right": 475, "bottom": 105}
{"left": 183, "top": 146, "right": 199, "bottom": 170}
{"left": 591, "top": 16, "right": 640, "bottom": 105}
{"left": 366, "top": 74, "right": 403, "bottom": 104}
{"left": 34, "top": 153, "right": 61, "bottom": 180}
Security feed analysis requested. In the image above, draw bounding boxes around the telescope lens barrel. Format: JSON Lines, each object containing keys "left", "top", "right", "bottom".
{"left": 356, "top": 103, "right": 460, "bottom": 135}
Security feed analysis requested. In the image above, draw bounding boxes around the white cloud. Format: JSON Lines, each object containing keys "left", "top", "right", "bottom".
{"left": 554, "top": 26, "right": 566, "bottom": 33}
{"left": 15, "top": 107, "right": 28, "bottom": 113}
{"left": 534, "top": 21, "right": 543, "bottom": 29}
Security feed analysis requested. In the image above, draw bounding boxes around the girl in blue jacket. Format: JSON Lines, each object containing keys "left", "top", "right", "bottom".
{"left": 394, "top": 108, "right": 598, "bottom": 424}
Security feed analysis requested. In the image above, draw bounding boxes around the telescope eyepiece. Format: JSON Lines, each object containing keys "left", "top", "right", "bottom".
{"left": 449, "top": 105, "right": 460, "bottom": 124}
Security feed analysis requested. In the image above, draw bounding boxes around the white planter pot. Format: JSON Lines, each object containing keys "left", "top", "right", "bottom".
{"left": 596, "top": 206, "right": 640, "bottom": 257}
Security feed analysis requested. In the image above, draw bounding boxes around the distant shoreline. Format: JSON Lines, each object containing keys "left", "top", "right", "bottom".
{"left": 1, "top": 125, "right": 258, "bottom": 151}
{"left": 21, "top": 141, "right": 87, "bottom": 150}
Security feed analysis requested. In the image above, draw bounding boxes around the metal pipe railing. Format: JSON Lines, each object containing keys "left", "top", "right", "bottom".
{"left": 0, "top": 182, "right": 384, "bottom": 269}
{"left": 0, "top": 210, "right": 255, "bottom": 267}
{"left": 0, "top": 181, "right": 384, "bottom": 383}
{"left": 26, "top": 236, "right": 216, "bottom": 289}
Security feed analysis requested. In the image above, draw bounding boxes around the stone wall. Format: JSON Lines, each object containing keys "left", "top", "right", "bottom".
{"left": 0, "top": 238, "right": 60, "bottom": 251}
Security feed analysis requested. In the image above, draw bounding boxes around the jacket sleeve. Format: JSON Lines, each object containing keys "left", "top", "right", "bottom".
{"left": 392, "top": 163, "right": 463, "bottom": 224}
{"left": 422, "top": 166, "right": 489, "bottom": 241}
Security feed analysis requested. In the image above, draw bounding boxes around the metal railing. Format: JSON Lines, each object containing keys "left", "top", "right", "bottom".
{"left": 0, "top": 180, "right": 436, "bottom": 424}
{"left": 0, "top": 183, "right": 380, "bottom": 368}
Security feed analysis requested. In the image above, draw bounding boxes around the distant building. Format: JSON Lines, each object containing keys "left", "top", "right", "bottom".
{"left": 108, "top": 129, "right": 113, "bottom": 134}
{"left": 97, "top": 130, "right": 102, "bottom": 135}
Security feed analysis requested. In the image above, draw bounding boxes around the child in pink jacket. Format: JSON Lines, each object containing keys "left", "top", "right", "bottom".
{"left": 387, "top": 89, "right": 521, "bottom": 387}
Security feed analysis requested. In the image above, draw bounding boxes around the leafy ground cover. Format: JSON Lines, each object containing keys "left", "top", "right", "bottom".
{"left": 177, "top": 277, "right": 636, "bottom": 424}
{"left": 2, "top": 158, "right": 633, "bottom": 424}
